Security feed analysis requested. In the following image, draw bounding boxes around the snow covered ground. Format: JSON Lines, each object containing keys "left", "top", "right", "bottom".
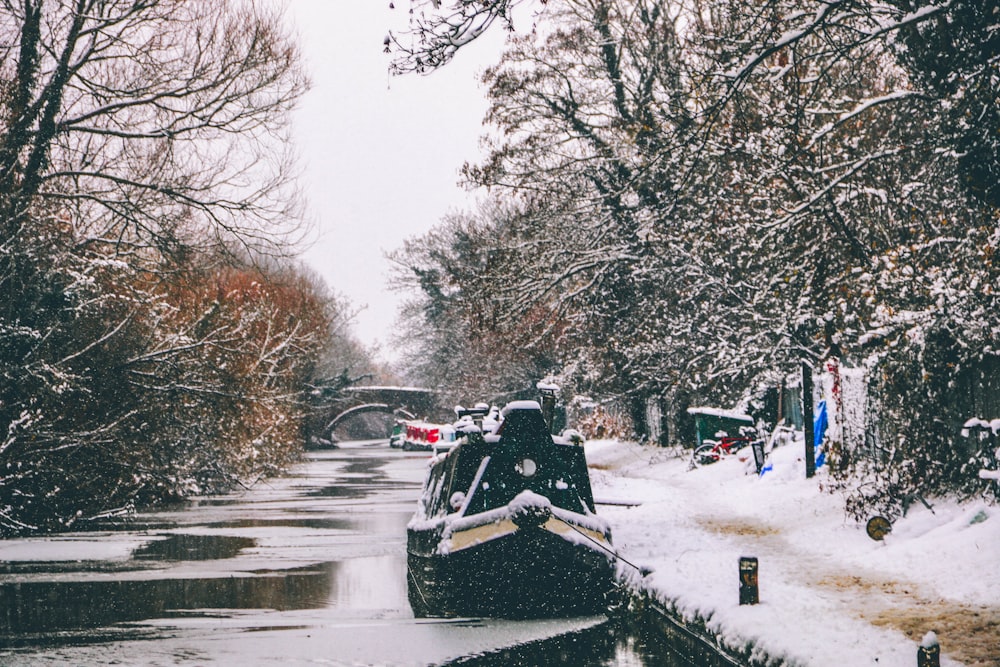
{"left": 586, "top": 438, "right": 999, "bottom": 667}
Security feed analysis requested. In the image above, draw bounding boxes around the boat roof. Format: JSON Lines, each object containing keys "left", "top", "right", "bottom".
{"left": 500, "top": 400, "right": 542, "bottom": 416}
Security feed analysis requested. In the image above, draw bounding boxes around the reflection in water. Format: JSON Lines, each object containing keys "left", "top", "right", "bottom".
{"left": 0, "top": 554, "right": 413, "bottom": 636}
{"left": 305, "top": 484, "right": 369, "bottom": 499}
{"left": 132, "top": 534, "right": 255, "bottom": 561}
{"left": 104, "top": 516, "right": 369, "bottom": 533}
{"left": 306, "top": 479, "right": 415, "bottom": 498}
{"left": 342, "top": 458, "right": 386, "bottom": 477}
{"left": 304, "top": 452, "right": 419, "bottom": 498}
{"left": 439, "top": 619, "right": 697, "bottom": 667}
{"left": 0, "top": 447, "right": 712, "bottom": 665}
{"left": 204, "top": 517, "right": 355, "bottom": 531}
{"left": 329, "top": 554, "right": 408, "bottom": 610}
{"left": 0, "top": 563, "right": 337, "bottom": 634}
{"left": 440, "top": 622, "right": 617, "bottom": 666}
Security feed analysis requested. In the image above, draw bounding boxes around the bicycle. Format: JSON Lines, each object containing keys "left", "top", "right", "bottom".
{"left": 846, "top": 453, "right": 937, "bottom": 541}
{"left": 860, "top": 486, "right": 936, "bottom": 541}
{"left": 690, "top": 435, "right": 757, "bottom": 467}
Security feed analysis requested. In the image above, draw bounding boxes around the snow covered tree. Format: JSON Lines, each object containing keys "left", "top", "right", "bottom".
{"left": 388, "top": 203, "right": 563, "bottom": 405}
{"left": 0, "top": 0, "right": 305, "bottom": 257}
{"left": 0, "top": 246, "right": 337, "bottom": 534}
{"left": 390, "top": 0, "right": 1000, "bottom": 502}
{"left": 887, "top": 0, "right": 1000, "bottom": 209}
{"left": 388, "top": 0, "right": 532, "bottom": 74}
{"left": 792, "top": 0, "right": 998, "bottom": 504}
{"left": 0, "top": 1, "right": 315, "bottom": 534}
{"left": 141, "top": 262, "right": 334, "bottom": 493}
{"left": 456, "top": 0, "right": 709, "bottom": 431}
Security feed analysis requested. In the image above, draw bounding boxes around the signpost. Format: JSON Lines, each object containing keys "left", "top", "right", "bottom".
{"left": 751, "top": 439, "right": 766, "bottom": 474}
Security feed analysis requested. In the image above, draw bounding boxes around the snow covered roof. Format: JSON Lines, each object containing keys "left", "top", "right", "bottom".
{"left": 686, "top": 406, "right": 753, "bottom": 422}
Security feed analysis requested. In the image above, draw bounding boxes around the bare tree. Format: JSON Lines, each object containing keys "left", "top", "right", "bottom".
{"left": 0, "top": 0, "right": 307, "bottom": 257}
{"left": 0, "top": 1, "right": 313, "bottom": 535}
{"left": 388, "top": 202, "right": 562, "bottom": 403}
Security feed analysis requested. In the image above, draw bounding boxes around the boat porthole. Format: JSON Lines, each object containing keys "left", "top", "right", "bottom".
{"left": 516, "top": 458, "right": 537, "bottom": 477}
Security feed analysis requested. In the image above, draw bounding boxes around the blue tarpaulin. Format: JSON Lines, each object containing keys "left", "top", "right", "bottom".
{"left": 814, "top": 400, "right": 828, "bottom": 468}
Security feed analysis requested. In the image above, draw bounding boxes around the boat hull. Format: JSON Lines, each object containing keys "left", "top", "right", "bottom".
{"left": 406, "top": 522, "right": 615, "bottom": 619}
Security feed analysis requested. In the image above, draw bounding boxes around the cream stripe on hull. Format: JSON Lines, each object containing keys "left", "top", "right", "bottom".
{"left": 447, "top": 517, "right": 611, "bottom": 553}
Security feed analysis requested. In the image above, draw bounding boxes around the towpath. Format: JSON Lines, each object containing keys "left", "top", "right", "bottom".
{"left": 587, "top": 440, "right": 999, "bottom": 667}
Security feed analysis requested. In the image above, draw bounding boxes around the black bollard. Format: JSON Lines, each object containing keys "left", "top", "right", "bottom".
{"left": 917, "top": 632, "right": 940, "bottom": 667}
{"left": 739, "top": 556, "right": 759, "bottom": 605}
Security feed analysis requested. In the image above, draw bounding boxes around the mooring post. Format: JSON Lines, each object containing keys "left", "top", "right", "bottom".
{"left": 739, "top": 556, "right": 759, "bottom": 605}
{"left": 917, "top": 631, "right": 940, "bottom": 667}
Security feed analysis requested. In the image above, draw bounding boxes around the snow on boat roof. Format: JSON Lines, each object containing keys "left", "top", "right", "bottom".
{"left": 501, "top": 400, "right": 542, "bottom": 416}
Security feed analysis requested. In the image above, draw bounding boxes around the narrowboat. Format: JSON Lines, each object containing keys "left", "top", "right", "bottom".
{"left": 406, "top": 400, "right": 616, "bottom": 618}
{"left": 399, "top": 420, "right": 456, "bottom": 452}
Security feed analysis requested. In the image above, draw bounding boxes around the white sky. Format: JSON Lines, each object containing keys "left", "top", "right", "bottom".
{"left": 285, "top": 2, "right": 506, "bottom": 363}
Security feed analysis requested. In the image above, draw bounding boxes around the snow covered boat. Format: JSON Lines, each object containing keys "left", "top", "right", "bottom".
{"left": 406, "top": 400, "right": 616, "bottom": 618}
{"left": 399, "top": 420, "right": 456, "bottom": 452}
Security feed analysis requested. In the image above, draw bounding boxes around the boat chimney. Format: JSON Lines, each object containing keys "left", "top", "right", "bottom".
{"left": 536, "top": 381, "right": 559, "bottom": 434}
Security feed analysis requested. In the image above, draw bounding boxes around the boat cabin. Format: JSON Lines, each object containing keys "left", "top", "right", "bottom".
{"left": 418, "top": 401, "right": 595, "bottom": 520}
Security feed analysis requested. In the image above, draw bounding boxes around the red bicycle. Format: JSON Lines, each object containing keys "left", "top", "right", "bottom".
{"left": 691, "top": 436, "right": 756, "bottom": 467}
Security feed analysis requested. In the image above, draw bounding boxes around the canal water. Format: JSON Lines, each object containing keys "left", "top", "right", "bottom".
{"left": 0, "top": 441, "right": 697, "bottom": 666}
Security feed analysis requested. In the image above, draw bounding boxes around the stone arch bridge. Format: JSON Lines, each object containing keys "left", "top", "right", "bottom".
{"left": 322, "top": 386, "right": 445, "bottom": 436}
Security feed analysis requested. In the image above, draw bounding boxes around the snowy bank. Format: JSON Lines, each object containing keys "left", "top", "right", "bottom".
{"left": 587, "top": 439, "right": 999, "bottom": 667}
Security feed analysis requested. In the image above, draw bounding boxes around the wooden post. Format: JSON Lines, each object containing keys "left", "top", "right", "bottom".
{"left": 918, "top": 632, "right": 940, "bottom": 667}
{"left": 777, "top": 379, "right": 785, "bottom": 426}
{"left": 739, "top": 556, "right": 759, "bottom": 605}
{"left": 802, "top": 362, "right": 815, "bottom": 478}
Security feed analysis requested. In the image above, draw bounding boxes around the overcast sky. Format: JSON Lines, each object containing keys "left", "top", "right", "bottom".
{"left": 285, "top": 2, "right": 506, "bottom": 362}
